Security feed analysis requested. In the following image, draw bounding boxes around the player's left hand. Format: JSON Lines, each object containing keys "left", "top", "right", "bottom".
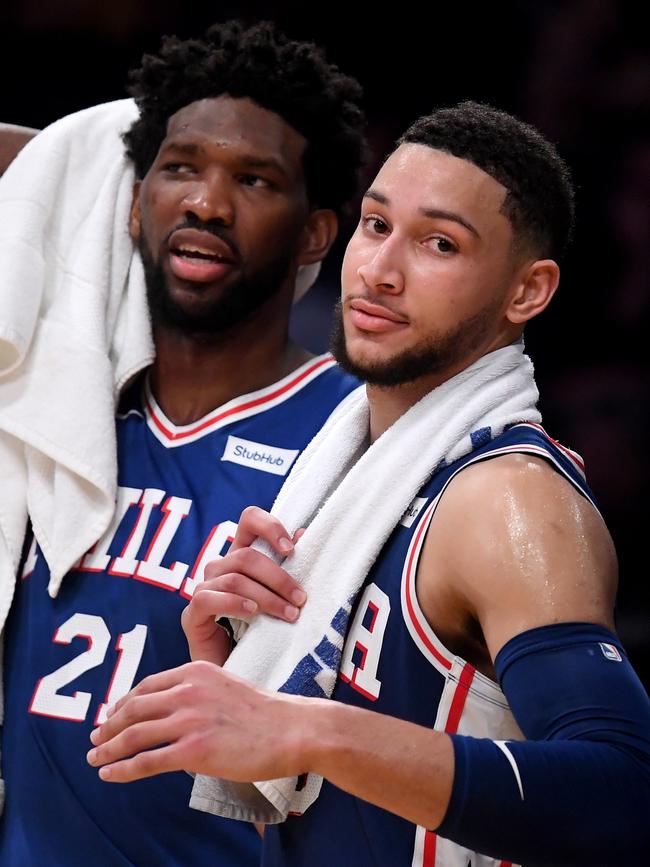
{"left": 87, "top": 659, "right": 312, "bottom": 783}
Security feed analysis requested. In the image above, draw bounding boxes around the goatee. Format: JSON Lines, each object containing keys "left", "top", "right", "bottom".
{"left": 330, "top": 300, "right": 500, "bottom": 386}
{"left": 139, "top": 232, "right": 293, "bottom": 338}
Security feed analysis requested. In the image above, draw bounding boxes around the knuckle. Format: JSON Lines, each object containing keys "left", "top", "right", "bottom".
{"left": 203, "top": 559, "right": 226, "bottom": 580}
{"left": 216, "top": 572, "right": 241, "bottom": 594}
{"left": 189, "top": 659, "right": 216, "bottom": 679}
{"left": 240, "top": 505, "right": 262, "bottom": 524}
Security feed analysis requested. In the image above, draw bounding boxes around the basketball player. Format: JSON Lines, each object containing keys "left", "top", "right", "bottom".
{"left": 0, "top": 21, "right": 365, "bottom": 866}
{"left": 88, "top": 102, "right": 650, "bottom": 866}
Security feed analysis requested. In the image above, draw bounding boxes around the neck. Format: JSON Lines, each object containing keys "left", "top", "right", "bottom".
{"left": 366, "top": 336, "right": 522, "bottom": 442}
{"left": 150, "top": 300, "right": 311, "bottom": 425}
{"left": 367, "top": 375, "right": 441, "bottom": 442}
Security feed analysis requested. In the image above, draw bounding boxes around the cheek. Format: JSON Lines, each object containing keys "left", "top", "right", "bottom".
{"left": 341, "top": 233, "right": 366, "bottom": 291}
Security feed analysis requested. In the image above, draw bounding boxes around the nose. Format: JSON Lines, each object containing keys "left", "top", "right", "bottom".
{"left": 181, "top": 170, "right": 235, "bottom": 227}
{"left": 357, "top": 236, "right": 404, "bottom": 294}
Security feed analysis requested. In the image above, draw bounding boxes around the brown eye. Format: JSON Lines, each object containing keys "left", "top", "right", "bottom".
{"left": 363, "top": 216, "right": 388, "bottom": 234}
{"left": 433, "top": 237, "right": 456, "bottom": 253}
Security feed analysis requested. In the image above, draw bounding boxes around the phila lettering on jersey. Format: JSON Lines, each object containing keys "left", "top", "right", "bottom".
{"left": 262, "top": 423, "right": 596, "bottom": 867}
{"left": 0, "top": 356, "right": 360, "bottom": 867}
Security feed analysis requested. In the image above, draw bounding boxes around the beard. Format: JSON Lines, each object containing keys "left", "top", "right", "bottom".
{"left": 139, "top": 230, "right": 294, "bottom": 338}
{"left": 330, "top": 299, "right": 501, "bottom": 387}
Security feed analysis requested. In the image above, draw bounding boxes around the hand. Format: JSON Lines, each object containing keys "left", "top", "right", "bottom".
{"left": 182, "top": 506, "right": 307, "bottom": 664}
{"left": 87, "top": 660, "right": 310, "bottom": 783}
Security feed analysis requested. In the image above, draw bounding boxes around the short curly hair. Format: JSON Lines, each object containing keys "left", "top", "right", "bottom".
{"left": 123, "top": 20, "right": 367, "bottom": 217}
{"left": 399, "top": 101, "right": 575, "bottom": 262}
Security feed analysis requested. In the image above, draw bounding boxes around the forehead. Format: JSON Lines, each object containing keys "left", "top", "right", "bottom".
{"left": 164, "top": 95, "right": 307, "bottom": 172}
{"left": 372, "top": 143, "right": 509, "bottom": 222}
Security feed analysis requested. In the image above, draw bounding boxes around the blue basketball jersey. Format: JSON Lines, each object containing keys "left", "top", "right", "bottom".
{"left": 263, "top": 424, "right": 597, "bottom": 867}
{"left": 0, "top": 354, "right": 359, "bottom": 867}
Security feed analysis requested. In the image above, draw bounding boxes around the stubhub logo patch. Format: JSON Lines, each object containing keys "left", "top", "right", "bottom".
{"left": 221, "top": 435, "right": 299, "bottom": 477}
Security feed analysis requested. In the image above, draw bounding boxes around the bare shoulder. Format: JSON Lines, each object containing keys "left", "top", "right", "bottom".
{"left": 419, "top": 452, "right": 618, "bottom": 662}
{"left": 0, "top": 123, "right": 39, "bottom": 177}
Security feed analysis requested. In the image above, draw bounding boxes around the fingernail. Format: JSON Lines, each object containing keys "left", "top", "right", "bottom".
{"left": 90, "top": 728, "right": 100, "bottom": 745}
{"left": 284, "top": 604, "right": 299, "bottom": 621}
{"left": 99, "top": 766, "right": 112, "bottom": 781}
{"left": 87, "top": 749, "right": 97, "bottom": 765}
{"left": 106, "top": 704, "right": 115, "bottom": 719}
{"left": 278, "top": 537, "right": 293, "bottom": 554}
{"left": 291, "top": 588, "right": 307, "bottom": 606}
{"left": 242, "top": 599, "right": 257, "bottom": 613}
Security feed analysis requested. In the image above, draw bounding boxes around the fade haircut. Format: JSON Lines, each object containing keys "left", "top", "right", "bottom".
{"left": 123, "top": 20, "right": 366, "bottom": 216}
{"left": 398, "top": 101, "right": 575, "bottom": 261}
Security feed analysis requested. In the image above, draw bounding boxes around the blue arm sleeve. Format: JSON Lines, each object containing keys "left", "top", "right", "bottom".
{"left": 436, "top": 622, "right": 650, "bottom": 866}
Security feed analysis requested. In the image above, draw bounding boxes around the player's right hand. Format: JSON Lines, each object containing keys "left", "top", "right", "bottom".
{"left": 181, "top": 506, "right": 307, "bottom": 665}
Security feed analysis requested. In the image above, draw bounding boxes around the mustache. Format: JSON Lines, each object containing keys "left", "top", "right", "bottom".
{"left": 166, "top": 213, "right": 240, "bottom": 260}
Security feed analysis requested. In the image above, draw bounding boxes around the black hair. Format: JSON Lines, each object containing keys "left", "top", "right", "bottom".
{"left": 123, "top": 20, "right": 366, "bottom": 216}
{"left": 399, "top": 101, "right": 575, "bottom": 261}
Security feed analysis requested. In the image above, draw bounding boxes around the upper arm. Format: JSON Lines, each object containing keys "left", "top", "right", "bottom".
{"left": 0, "top": 123, "right": 39, "bottom": 177}
{"left": 418, "top": 453, "right": 618, "bottom": 663}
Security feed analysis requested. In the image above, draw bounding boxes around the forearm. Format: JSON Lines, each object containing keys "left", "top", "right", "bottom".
{"left": 299, "top": 698, "right": 454, "bottom": 830}
{"left": 439, "top": 734, "right": 650, "bottom": 866}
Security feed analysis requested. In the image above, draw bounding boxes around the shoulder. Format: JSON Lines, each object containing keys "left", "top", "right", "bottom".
{"left": 419, "top": 452, "right": 618, "bottom": 659}
{"left": 0, "top": 123, "right": 39, "bottom": 176}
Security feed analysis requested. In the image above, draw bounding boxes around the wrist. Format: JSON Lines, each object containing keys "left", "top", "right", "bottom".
{"left": 292, "top": 697, "right": 356, "bottom": 778}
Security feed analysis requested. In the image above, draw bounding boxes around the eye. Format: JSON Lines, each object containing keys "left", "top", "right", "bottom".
{"left": 429, "top": 236, "right": 457, "bottom": 254}
{"left": 161, "top": 162, "right": 194, "bottom": 175}
{"left": 238, "top": 173, "right": 271, "bottom": 189}
{"left": 362, "top": 215, "right": 389, "bottom": 235}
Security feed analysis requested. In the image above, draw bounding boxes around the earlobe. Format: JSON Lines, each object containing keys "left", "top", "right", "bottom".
{"left": 507, "top": 259, "right": 560, "bottom": 325}
{"left": 297, "top": 209, "right": 338, "bottom": 266}
{"left": 128, "top": 182, "right": 142, "bottom": 243}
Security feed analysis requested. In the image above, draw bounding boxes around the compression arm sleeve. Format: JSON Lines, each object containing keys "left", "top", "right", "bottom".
{"left": 436, "top": 622, "right": 650, "bottom": 867}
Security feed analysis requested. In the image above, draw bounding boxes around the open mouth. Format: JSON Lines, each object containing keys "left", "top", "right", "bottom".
{"left": 167, "top": 230, "right": 238, "bottom": 283}
{"left": 171, "top": 244, "right": 234, "bottom": 265}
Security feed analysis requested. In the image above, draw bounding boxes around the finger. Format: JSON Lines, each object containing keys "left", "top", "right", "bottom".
{"left": 188, "top": 581, "right": 300, "bottom": 626}
{"left": 88, "top": 717, "right": 174, "bottom": 768}
{"left": 293, "top": 527, "right": 306, "bottom": 544}
{"left": 185, "top": 583, "right": 258, "bottom": 622}
{"left": 94, "top": 743, "right": 186, "bottom": 783}
{"left": 95, "top": 666, "right": 191, "bottom": 733}
{"left": 91, "top": 687, "right": 181, "bottom": 745}
{"left": 198, "top": 557, "right": 306, "bottom": 609}
{"left": 230, "top": 506, "right": 294, "bottom": 555}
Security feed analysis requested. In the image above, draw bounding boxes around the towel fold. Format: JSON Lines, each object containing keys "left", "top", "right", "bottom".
{"left": 190, "top": 340, "right": 541, "bottom": 823}
{"left": 0, "top": 98, "right": 155, "bottom": 629}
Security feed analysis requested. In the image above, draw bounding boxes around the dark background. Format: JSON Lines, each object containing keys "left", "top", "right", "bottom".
{"left": 2, "top": 0, "right": 648, "bottom": 686}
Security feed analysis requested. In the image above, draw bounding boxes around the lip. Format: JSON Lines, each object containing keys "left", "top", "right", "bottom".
{"left": 347, "top": 297, "right": 408, "bottom": 333}
{"left": 167, "top": 228, "right": 238, "bottom": 284}
{"left": 168, "top": 228, "right": 237, "bottom": 262}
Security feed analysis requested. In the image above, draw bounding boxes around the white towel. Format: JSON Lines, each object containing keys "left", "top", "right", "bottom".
{"left": 190, "top": 341, "right": 541, "bottom": 823}
{"left": 0, "top": 98, "right": 154, "bottom": 632}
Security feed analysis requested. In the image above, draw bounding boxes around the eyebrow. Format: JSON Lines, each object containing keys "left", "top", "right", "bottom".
{"left": 364, "top": 188, "right": 481, "bottom": 238}
{"left": 160, "top": 141, "right": 289, "bottom": 176}
{"left": 160, "top": 141, "right": 203, "bottom": 157}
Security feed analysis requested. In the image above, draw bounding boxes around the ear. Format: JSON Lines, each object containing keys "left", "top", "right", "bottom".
{"left": 506, "top": 259, "right": 560, "bottom": 325}
{"left": 128, "top": 181, "right": 142, "bottom": 243}
{"left": 296, "top": 209, "right": 338, "bottom": 266}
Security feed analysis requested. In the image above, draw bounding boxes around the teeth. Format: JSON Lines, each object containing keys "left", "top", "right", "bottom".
{"left": 175, "top": 245, "right": 224, "bottom": 262}
{"left": 179, "top": 244, "right": 216, "bottom": 256}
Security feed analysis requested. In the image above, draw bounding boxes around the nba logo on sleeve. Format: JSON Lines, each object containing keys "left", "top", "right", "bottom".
{"left": 599, "top": 642, "right": 622, "bottom": 662}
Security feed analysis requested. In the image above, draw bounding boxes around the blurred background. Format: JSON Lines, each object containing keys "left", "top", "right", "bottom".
{"left": 1, "top": 0, "right": 648, "bottom": 686}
